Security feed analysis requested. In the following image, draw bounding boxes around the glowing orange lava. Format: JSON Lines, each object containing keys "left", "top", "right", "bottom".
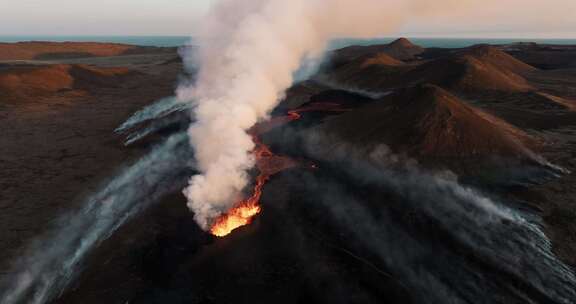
{"left": 209, "top": 132, "right": 297, "bottom": 237}
{"left": 209, "top": 171, "right": 266, "bottom": 237}
{"left": 209, "top": 102, "right": 348, "bottom": 237}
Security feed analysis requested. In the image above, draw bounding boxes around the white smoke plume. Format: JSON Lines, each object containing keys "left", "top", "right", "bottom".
{"left": 179, "top": 0, "right": 477, "bottom": 230}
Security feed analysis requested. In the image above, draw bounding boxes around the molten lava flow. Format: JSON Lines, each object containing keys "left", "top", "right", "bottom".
{"left": 209, "top": 167, "right": 266, "bottom": 237}
{"left": 287, "top": 110, "right": 301, "bottom": 120}
{"left": 209, "top": 132, "right": 298, "bottom": 237}
{"left": 209, "top": 102, "right": 348, "bottom": 237}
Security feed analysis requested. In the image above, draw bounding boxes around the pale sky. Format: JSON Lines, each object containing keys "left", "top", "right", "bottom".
{"left": 0, "top": 0, "right": 575, "bottom": 38}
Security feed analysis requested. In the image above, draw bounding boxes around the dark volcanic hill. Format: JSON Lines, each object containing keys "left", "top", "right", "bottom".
{"left": 326, "top": 45, "right": 537, "bottom": 93}
{"left": 327, "top": 38, "right": 424, "bottom": 69}
{"left": 317, "top": 84, "right": 545, "bottom": 181}
{"left": 323, "top": 52, "right": 407, "bottom": 89}
{"left": 381, "top": 38, "right": 426, "bottom": 61}
{"left": 321, "top": 84, "right": 535, "bottom": 158}
{"left": 415, "top": 45, "right": 537, "bottom": 93}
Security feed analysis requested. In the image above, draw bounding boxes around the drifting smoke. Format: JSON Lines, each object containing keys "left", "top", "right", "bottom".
{"left": 0, "top": 130, "right": 195, "bottom": 304}
{"left": 279, "top": 128, "right": 576, "bottom": 302}
{"left": 179, "top": 0, "right": 476, "bottom": 230}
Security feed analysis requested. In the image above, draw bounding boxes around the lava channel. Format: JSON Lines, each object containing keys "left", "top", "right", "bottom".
{"left": 209, "top": 102, "right": 347, "bottom": 237}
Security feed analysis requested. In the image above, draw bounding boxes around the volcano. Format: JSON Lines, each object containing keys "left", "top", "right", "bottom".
{"left": 209, "top": 129, "right": 298, "bottom": 237}
{"left": 3, "top": 39, "right": 576, "bottom": 304}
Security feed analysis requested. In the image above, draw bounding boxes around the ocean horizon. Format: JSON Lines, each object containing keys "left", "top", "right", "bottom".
{"left": 1, "top": 35, "right": 575, "bottom": 49}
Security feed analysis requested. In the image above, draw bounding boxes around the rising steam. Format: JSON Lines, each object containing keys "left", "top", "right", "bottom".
{"left": 179, "top": 0, "right": 474, "bottom": 229}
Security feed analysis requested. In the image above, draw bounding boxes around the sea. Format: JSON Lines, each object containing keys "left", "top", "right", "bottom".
{"left": 0, "top": 36, "right": 575, "bottom": 49}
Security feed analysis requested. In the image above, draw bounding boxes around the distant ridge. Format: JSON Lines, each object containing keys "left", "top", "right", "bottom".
{"left": 327, "top": 44, "right": 537, "bottom": 93}
{"left": 0, "top": 64, "right": 134, "bottom": 100}
{"left": 0, "top": 41, "right": 174, "bottom": 61}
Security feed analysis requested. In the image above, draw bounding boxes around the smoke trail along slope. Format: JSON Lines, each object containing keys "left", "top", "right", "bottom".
{"left": 289, "top": 132, "right": 576, "bottom": 302}
{"left": 180, "top": 0, "right": 481, "bottom": 229}
{"left": 0, "top": 132, "right": 194, "bottom": 304}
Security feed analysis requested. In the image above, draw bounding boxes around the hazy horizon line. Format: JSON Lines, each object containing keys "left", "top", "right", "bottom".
{"left": 0, "top": 34, "right": 575, "bottom": 40}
